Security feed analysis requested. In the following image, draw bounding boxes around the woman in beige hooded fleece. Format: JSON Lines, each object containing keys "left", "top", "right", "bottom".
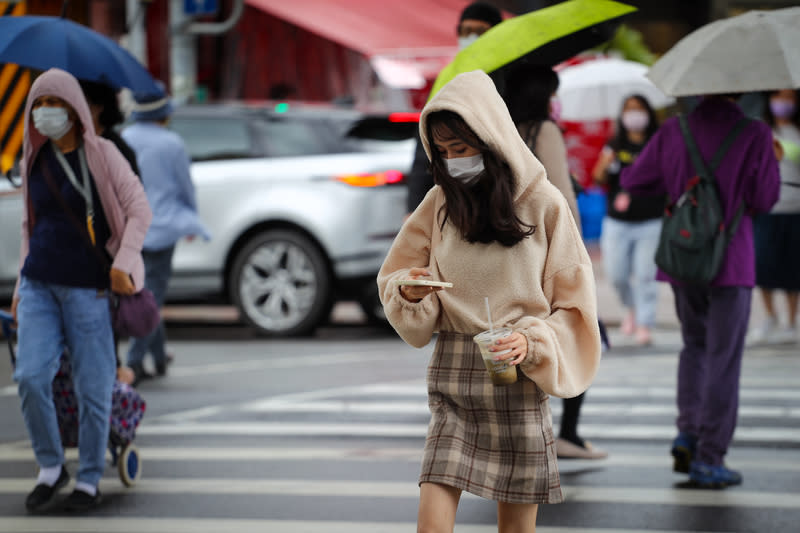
{"left": 378, "top": 70, "right": 601, "bottom": 531}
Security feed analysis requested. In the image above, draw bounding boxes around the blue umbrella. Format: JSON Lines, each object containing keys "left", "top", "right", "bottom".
{"left": 0, "top": 15, "right": 160, "bottom": 94}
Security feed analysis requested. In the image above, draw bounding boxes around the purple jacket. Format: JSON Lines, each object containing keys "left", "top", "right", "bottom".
{"left": 620, "top": 97, "right": 779, "bottom": 287}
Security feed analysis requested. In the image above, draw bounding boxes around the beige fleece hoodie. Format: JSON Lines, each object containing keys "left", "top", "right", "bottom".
{"left": 377, "top": 70, "right": 600, "bottom": 399}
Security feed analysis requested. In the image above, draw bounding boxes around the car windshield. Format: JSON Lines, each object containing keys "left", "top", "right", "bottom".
{"left": 252, "top": 116, "right": 340, "bottom": 157}
{"left": 170, "top": 117, "right": 252, "bottom": 161}
{"left": 341, "top": 116, "right": 418, "bottom": 153}
{"left": 170, "top": 108, "right": 418, "bottom": 161}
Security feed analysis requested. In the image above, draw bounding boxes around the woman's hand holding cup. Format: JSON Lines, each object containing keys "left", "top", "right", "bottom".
{"left": 490, "top": 331, "right": 528, "bottom": 367}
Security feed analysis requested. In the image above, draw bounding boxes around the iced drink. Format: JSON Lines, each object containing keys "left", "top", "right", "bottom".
{"left": 473, "top": 327, "right": 518, "bottom": 386}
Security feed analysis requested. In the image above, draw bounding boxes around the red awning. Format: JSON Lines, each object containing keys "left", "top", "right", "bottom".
{"left": 246, "top": 0, "right": 468, "bottom": 57}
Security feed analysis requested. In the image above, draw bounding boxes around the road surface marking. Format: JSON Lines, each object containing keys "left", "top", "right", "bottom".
{"left": 0, "top": 517, "right": 735, "bottom": 533}
{"left": 132, "top": 421, "right": 800, "bottom": 444}
{"left": 0, "top": 478, "right": 795, "bottom": 509}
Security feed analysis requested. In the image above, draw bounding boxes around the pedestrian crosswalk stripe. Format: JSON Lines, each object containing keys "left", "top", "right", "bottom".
{"left": 240, "top": 399, "right": 800, "bottom": 419}
{"left": 585, "top": 386, "right": 800, "bottom": 401}
{"left": 132, "top": 421, "right": 800, "bottom": 444}
{"left": 240, "top": 381, "right": 800, "bottom": 404}
{"left": 2, "top": 445, "right": 798, "bottom": 472}
{"left": 0, "top": 478, "right": 795, "bottom": 509}
{"left": 0, "top": 517, "right": 737, "bottom": 533}
{"left": 167, "top": 351, "right": 400, "bottom": 378}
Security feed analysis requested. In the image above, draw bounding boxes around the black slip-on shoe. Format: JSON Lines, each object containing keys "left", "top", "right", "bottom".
{"left": 63, "top": 488, "right": 102, "bottom": 512}
{"left": 25, "top": 466, "right": 70, "bottom": 512}
{"left": 130, "top": 363, "right": 154, "bottom": 387}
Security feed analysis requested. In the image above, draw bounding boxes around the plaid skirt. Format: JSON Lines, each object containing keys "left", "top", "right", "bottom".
{"left": 420, "top": 331, "right": 562, "bottom": 504}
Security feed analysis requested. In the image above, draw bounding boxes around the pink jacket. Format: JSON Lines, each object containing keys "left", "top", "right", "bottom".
{"left": 14, "top": 68, "right": 152, "bottom": 298}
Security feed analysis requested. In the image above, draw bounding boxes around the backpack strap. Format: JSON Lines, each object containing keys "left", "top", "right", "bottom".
{"left": 678, "top": 115, "right": 751, "bottom": 181}
{"left": 678, "top": 114, "right": 752, "bottom": 234}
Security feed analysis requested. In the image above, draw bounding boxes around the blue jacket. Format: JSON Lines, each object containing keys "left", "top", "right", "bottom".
{"left": 122, "top": 122, "right": 210, "bottom": 251}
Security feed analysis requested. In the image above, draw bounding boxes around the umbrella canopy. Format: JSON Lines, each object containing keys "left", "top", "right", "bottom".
{"left": 647, "top": 7, "right": 800, "bottom": 97}
{"left": 558, "top": 57, "right": 675, "bottom": 121}
{"left": 429, "top": 0, "right": 636, "bottom": 98}
{"left": 0, "top": 15, "right": 159, "bottom": 94}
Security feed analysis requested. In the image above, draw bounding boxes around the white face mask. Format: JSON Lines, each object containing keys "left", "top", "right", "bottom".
{"left": 621, "top": 110, "right": 649, "bottom": 132}
{"left": 458, "top": 33, "right": 480, "bottom": 51}
{"left": 32, "top": 106, "right": 73, "bottom": 140}
{"left": 446, "top": 154, "right": 484, "bottom": 184}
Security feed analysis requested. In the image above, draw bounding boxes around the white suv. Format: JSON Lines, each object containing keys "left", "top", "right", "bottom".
{"left": 0, "top": 102, "right": 417, "bottom": 337}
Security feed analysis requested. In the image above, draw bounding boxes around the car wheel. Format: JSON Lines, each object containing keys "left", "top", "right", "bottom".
{"left": 230, "top": 230, "right": 332, "bottom": 336}
{"left": 358, "top": 284, "right": 389, "bottom": 326}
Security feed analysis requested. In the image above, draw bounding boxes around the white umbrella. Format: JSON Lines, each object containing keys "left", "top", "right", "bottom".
{"left": 647, "top": 7, "right": 800, "bottom": 97}
{"left": 557, "top": 57, "right": 674, "bottom": 121}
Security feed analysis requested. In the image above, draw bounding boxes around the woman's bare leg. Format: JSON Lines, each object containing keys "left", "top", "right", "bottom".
{"left": 497, "top": 501, "right": 539, "bottom": 533}
{"left": 760, "top": 289, "right": 777, "bottom": 319}
{"left": 417, "top": 482, "right": 461, "bottom": 533}
{"left": 787, "top": 291, "right": 798, "bottom": 327}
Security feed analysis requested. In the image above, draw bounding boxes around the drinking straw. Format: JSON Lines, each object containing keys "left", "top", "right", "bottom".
{"left": 484, "top": 296, "right": 493, "bottom": 335}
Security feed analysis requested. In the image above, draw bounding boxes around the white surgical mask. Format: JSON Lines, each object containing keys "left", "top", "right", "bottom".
{"left": 446, "top": 154, "right": 484, "bottom": 184}
{"left": 458, "top": 33, "right": 480, "bottom": 51}
{"left": 621, "top": 110, "right": 649, "bottom": 132}
{"left": 32, "top": 106, "right": 73, "bottom": 140}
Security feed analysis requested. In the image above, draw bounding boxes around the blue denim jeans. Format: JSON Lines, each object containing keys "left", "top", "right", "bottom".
{"left": 126, "top": 246, "right": 174, "bottom": 368}
{"left": 14, "top": 277, "right": 116, "bottom": 487}
{"left": 600, "top": 216, "right": 662, "bottom": 327}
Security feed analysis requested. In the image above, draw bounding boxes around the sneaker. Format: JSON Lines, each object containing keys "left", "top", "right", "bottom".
{"left": 155, "top": 352, "right": 175, "bottom": 376}
{"left": 671, "top": 432, "right": 697, "bottom": 473}
{"left": 129, "top": 363, "right": 153, "bottom": 387}
{"left": 25, "top": 466, "right": 70, "bottom": 512}
{"left": 63, "top": 488, "right": 102, "bottom": 512}
{"left": 689, "top": 461, "right": 742, "bottom": 489}
{"left": 746, "top": 317, "right": 778, "bottom": 346}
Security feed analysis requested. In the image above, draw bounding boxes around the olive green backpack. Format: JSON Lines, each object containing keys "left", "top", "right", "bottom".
{"left": 654, "top": 115, "right": 751, "bottom": 285}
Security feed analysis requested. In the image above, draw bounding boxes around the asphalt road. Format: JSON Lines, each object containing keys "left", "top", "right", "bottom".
{"left": 0, "top": 307, "right": 798, "bottom": 532}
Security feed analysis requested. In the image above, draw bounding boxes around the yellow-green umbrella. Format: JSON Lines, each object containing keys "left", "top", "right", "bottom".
{"left": 429, "top": 0, "right": 637, "bottom": 98}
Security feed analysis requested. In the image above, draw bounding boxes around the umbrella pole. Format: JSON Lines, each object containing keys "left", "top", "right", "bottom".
{"left": 60, "top": 1, "right": 71, "bottom": 18}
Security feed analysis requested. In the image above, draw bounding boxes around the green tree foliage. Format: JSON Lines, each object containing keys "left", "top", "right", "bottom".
{"left": 597, "top": 24, "right": 656, "bottom": 65}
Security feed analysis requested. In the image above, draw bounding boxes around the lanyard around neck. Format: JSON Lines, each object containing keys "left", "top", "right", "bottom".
{"left": 52, "top": 143, "right": 96, "bottom": 245}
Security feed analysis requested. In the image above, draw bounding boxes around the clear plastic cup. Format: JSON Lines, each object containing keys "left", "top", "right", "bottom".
{"left": 473, "top": 327, "right": 518, "bottom": 386}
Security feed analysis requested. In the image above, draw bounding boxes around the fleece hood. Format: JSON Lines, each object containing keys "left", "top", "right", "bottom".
{"left": 22, "top": 68, "right": 97, "bottom": 173}
{"left": 419, "top": 70, "right": 546, "bottom": 201}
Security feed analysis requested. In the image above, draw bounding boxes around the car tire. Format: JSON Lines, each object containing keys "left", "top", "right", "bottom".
{"left": 358, "top": 284, "right": 390, "bottom": 326}
{"left": 230, "top": 230, "right": 332, "bottom": 337}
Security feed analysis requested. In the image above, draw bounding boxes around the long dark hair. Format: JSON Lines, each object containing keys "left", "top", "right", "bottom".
{"left": 611, "top": 94, "right": 659, "bottom": 148}
{"left": 425, "top": 110, "right": 535, "bottom": 247}
{"left": 503, "top": 64, "right": 559, "bottom": 125}
{"left": 764, "top": 89, "right": 800, "bottom": 129}
{"left": 80, "top": 80, "right": 124, "bottom": 129}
